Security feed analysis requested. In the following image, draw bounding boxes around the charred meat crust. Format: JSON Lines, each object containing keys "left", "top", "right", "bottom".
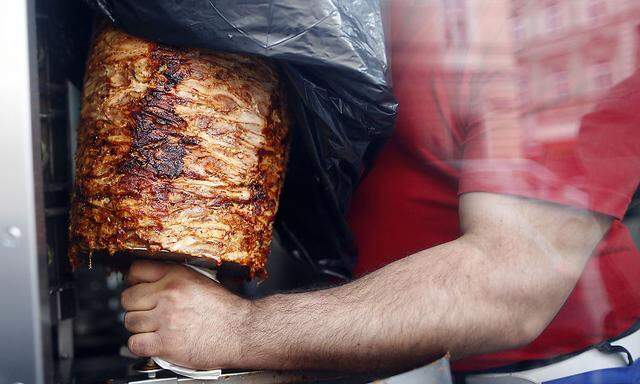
{"left": 69, "top": 25, "right": 289, "bottom": 278}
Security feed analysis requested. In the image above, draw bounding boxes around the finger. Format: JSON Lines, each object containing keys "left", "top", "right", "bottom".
{"left": 128, "top": 332, "right": 163, "bottom": 357}
{"left": 124, "top": 310, "right": 158, "bottom": 334}
{"left": 121, "top": 282, "right": 161, "bottom": 311}
{"left": 127, "top": 260, "right": 173, "bottom": 285}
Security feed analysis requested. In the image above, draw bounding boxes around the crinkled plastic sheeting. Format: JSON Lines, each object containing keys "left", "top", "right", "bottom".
{"left": 84, "top": 0, "right": 398, "bottom": 279}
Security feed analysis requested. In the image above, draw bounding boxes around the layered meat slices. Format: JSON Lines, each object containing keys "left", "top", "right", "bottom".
{"left": 69, "top": 24, "right": 289, "bottom": 277}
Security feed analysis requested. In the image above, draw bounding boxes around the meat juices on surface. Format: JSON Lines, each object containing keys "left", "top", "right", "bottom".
{"left": 69, "top": 25, "right": 289, "bottom": 278}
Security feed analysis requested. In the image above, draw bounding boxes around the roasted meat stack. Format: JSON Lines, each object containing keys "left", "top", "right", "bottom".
{"left": 69, "top": 24, "right": 289, "bottom": 277}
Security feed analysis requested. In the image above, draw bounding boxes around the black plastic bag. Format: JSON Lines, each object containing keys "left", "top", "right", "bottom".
{"left": 84, "top": 0, "right": 398, "bottom": 279}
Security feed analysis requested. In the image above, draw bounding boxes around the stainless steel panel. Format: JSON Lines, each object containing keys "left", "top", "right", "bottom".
{"left": 0, "top": 0, "right": 52, "bottom": 383}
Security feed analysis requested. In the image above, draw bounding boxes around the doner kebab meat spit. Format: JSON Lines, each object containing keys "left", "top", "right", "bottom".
{"left": 69, "top": 24, "right": 289, "bottom": 278}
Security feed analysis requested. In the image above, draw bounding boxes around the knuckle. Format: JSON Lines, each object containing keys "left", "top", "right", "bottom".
{"left": 162, "top": 289, "right": 178, "bottom": 303}
{"left": 165, "top": 277, "right": 184, "bottom": 291}
{"left": 163, "top": 283, "right": 184, "bottom": 302}
{"left": 128, "top": 334, "right": 160, "bottom": 357}
{"left": 124, "top": 312, "right": 140, "bottom": 331}
{"left": 127, "top": 262, "right": 142, "bottom": 282}
{"left": 120, "top": 291, "right": 130, "bottom": 309}
{"left": 128, "top": 336, "right": 144, "bottom": 356}
{"left": 158, "top": 291, "right": 178, "bottom": 309}
{"left": 129, "top": 261, "right": 142, "bottom": 276}
{"left": 123, "top": 312, "right": 133, "bottom": 330}
{"left": 165, "top": 311, "right": 181, "bottom": 328}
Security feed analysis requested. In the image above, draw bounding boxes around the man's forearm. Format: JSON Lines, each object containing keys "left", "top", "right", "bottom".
{"left": 240, "top": 235, "right": 542, "bottom": 372}
{"left": 231, "top": 194, "right": 609, "bottom": 372}
{"left": 120, "top": 193, "right": 608, "bottom": 371}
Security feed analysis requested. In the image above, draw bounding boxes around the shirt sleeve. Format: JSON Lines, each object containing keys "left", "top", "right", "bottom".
{"left": 458, "top": 71, "right": 640, "bottom": 220}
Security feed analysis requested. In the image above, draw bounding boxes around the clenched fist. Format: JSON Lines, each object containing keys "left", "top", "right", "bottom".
{"left": 121, "top": 260, "right": 252, "bottom": 370}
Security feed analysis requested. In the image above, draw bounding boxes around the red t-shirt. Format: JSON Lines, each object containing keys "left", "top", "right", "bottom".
{"left": 347, "top": 2, "right": 640, "bottom": 372}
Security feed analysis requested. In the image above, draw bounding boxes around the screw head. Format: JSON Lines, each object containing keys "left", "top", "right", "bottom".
{"left": 8, "top": 226, "right": 21, "bottom": 238}
{"left": 1, "top": 226, "right": 22, "bottom": 247}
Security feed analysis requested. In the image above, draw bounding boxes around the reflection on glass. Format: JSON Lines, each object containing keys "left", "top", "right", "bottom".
{"left": 366, "top": 0, "right": 640, "bottom": 370}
